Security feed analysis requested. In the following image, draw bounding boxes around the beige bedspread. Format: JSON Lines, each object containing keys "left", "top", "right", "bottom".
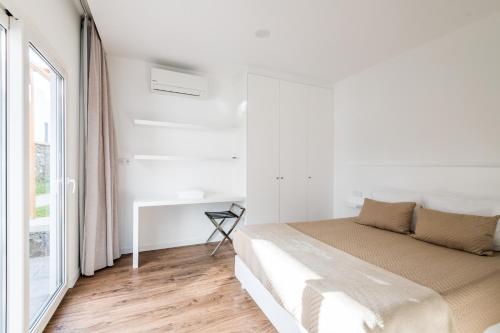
{"left": 233, "top": 222, "right": 454, "bottom": 333}
{"left": 289, "top": 218, "right": 500, "bottom": 333}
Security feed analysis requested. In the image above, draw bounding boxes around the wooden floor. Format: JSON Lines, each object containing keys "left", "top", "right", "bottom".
{"left": 45, "top": 243, "right": 276, "bottom": 333}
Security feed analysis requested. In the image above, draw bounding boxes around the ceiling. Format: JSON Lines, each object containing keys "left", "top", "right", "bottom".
{"left": 88, "top": 0, "right": 500, "bottom": 83}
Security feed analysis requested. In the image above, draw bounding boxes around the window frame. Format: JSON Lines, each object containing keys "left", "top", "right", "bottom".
{"left": 0, "top": 8, "right": 8, "bottom": 333}
{"left": 4, "top": 13, "right": 70, "bottom": 333}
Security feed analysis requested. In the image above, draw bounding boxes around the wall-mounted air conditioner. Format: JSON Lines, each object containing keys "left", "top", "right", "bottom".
{"left": 151, "top": 68, "right": 208, "bottom": 98}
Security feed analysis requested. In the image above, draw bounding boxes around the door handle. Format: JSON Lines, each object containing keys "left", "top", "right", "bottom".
{"left": 66, "top": 177, "right": 76, "bottom": 194}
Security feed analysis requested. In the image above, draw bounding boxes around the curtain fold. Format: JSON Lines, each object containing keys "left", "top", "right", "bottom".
{"left": 80, "top": 18, "right": 120, "bottom": 276}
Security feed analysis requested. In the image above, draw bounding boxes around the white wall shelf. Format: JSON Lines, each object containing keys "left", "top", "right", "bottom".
{"left": 134, "top": 154, "right": 239, "bottom": 162}
{"left": 133, "top": 118, "right": 234, "bottom": 130}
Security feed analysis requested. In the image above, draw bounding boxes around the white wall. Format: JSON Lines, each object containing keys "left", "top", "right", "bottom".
{"left": 334, "top": 12, "right": 500, "bottom": 217}
{"left": 107, "top": 56, "right": 246, "bottom": 253}
{"left": 3, "top": 0, "right": 81, "bottom": 285}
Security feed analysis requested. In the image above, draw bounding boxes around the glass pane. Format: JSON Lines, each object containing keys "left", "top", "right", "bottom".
{"left": 28, "top": 46, "right": 64, "bottom": 327}
{"left": 0, "top": 24, "right": 6, "bottom": 333}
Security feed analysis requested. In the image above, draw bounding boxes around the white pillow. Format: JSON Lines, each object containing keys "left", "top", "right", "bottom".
{"left": 371, "top": 189, "right": 423, "bottom": 205}
{"left": 492, "top": 208, "right": 500, "bottom": 252}
{"left": 423, "top": 194, "right": 497, "bottom": 215}
{"left": 423, "top": 194, "right": 500, "bottom": 251}
{"left": 370, "top": 189, "right": 423, "bottom": 232}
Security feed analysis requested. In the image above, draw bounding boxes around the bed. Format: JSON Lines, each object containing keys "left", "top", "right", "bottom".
{"left": 233, "top": 218, "right": 500, "bottom": 333}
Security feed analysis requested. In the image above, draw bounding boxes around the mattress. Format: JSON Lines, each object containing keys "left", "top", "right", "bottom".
{"left": 233, "top": 218, "right": 500, "bottom": 333}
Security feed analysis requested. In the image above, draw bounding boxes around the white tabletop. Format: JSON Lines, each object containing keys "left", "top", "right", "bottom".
{"left": 132, "top": 193, "right": 246, "bottom": 269}
{"left": 133, "top": 194, "right": 246, "bottom": 208}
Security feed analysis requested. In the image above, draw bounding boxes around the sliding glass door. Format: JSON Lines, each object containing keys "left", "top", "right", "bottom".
{"left": 28, "top": 45, "right": 65, "bottom": 328}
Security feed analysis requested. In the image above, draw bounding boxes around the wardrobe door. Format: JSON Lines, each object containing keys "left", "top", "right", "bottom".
{"left": 246, "top": 74, "right": 280, "bottom": 224}
{"left": 307, "top": 86, "right": 333, "bottom": 220}
{"left": 279, "top": 80, "right": 308, "bottom": 222}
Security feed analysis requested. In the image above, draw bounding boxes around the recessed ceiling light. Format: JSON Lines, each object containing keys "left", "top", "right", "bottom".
{"left": 255, "top": 29, "right": 271, "bottom": 39}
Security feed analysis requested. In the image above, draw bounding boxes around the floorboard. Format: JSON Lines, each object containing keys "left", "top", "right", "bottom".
{"left": 44, "top": 243, "right": 276, "bottom": 333}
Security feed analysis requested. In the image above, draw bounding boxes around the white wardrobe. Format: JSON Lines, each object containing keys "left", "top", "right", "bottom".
{"left": 246, "top": 73, "right": 333, "bottom": 224}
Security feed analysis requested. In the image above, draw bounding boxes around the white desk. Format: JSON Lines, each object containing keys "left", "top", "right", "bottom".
{"left": 133, "top": 194, "right": 245, "bottom": 268}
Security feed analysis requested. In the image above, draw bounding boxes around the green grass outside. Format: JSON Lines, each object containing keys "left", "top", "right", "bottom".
{"left": 36, "top": 179, "right": 50, "bottom": 195}
{"left": 35, "top": 205, "right": 50, "bottom": 218}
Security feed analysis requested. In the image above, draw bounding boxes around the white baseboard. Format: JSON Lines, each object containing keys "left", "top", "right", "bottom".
{"left": 69, "top": 268, "right": 80, "bottom": 288}
{"left": 120, "top": 236, "right": 216, "bottom": 254}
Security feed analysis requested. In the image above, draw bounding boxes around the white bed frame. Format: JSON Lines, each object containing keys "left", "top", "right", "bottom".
{"left": 235, "top": 255, "right": 500, "bottom": 333}
{"left": 234, "top": 255, "right": 307, "bottom": 333}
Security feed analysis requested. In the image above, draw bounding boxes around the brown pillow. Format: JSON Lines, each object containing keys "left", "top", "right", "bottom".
{"left": 414, "top": 207, "right": 498, "bottom": 256}
{"left": 357, "top": 198, "right": 416, "bottom": 234}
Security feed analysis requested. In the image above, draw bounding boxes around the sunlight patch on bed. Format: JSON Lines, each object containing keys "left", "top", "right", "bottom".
{"left": 362, "top": 273, "right": 391, "bottom": 286}
{"left": 318, "top": 291, "right": 384, "bottom": 331}
{"left": 250, "top": 238, "right": 322, "bottom": 318}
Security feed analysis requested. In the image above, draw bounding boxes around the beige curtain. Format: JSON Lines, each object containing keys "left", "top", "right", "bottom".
{"left": 80, "top": 19, "right": 120, "bottom": 276}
